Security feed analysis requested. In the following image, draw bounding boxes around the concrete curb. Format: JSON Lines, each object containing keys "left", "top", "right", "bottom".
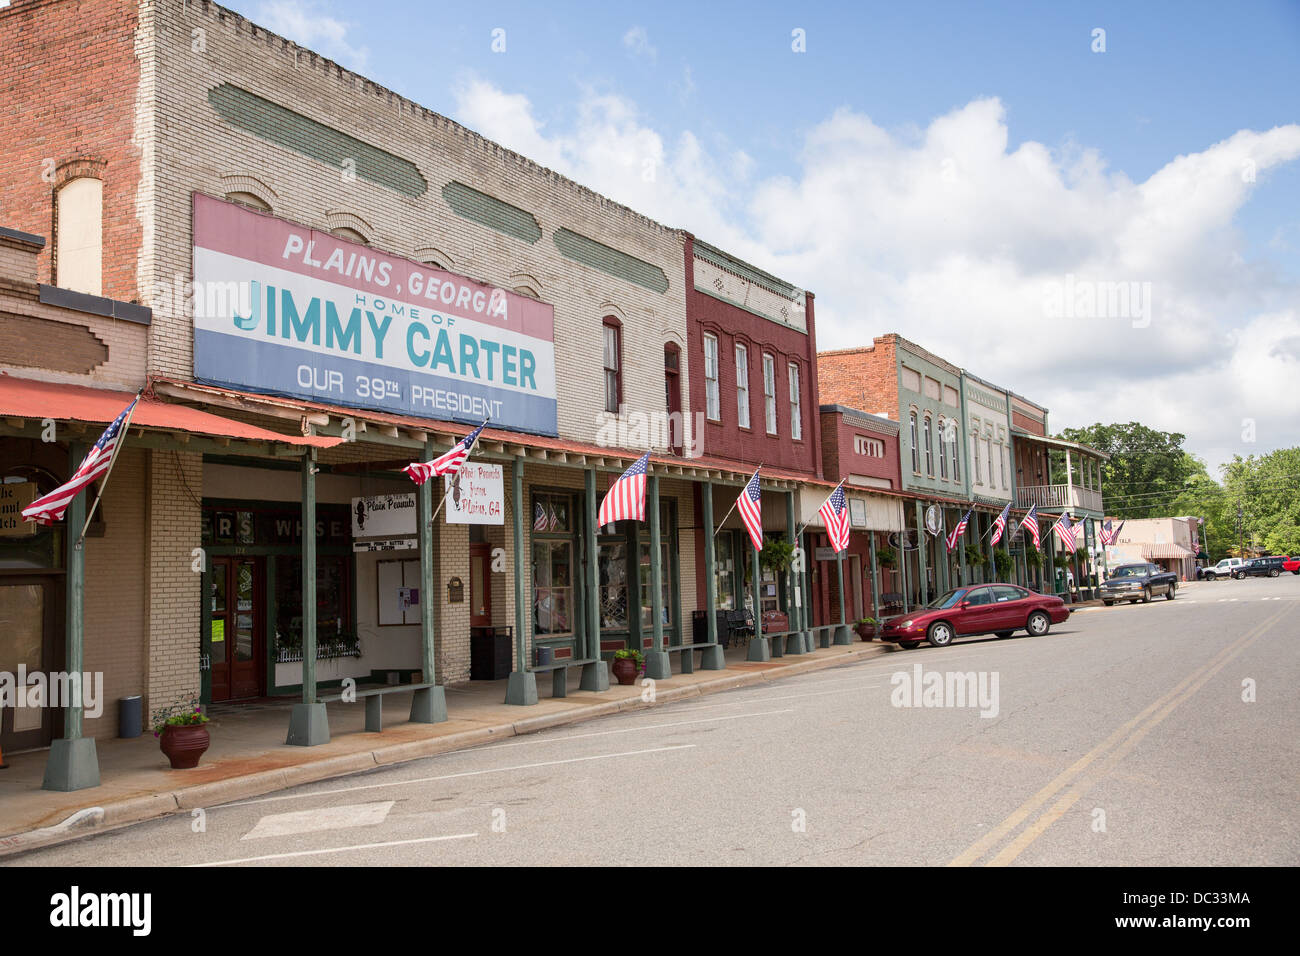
{"left": 0, "top": 642, "right": 891, "bottom": 858}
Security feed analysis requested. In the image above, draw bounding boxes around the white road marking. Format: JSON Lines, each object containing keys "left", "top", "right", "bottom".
{"left": 242, "top": 801, "right": 394, "bottom": 841}
{"left": 192, "top": 832, "right": 478, "bottom": 866}
{"left": 217, "top": 744, "right": 697, "bottom": 809}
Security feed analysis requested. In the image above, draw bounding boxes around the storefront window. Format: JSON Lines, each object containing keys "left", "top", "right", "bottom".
{"left": 532, "top": 538, "right": 573, "bottom": 635}
{"left": 638, "top": 540, "right": 672, "bottom": 629}
{"left": 598, "top": 540, "right": 629, "bottom": 628}
{"left": 274, "top": 555, "right": 353, "bottom": 653}
{"left": 715, "top": 534, "right": 737, "bottom": 610}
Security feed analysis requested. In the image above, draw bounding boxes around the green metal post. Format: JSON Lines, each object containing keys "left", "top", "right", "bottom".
{"left": 288, "top": 449, "right": 328, "bottom": 745}
{"left": 915, "top": 501, "right": 929, "bottom": 605}
{"left": 410, "top": 440, "right": 447, "bottom": 723}
{"left": 746, "top": 537, "right": 770, "bottom": 661}
{"left": 833, "top": 547, "right": 852, "bottom": 644}
{"left": 869, "top": 531, "right": 882, "bottom": 624}
{"left": 700, "top": 481, "right": 725, "bottom": 669}
{"left": 645, "top": 474, "right": 670, "bottom": 679}
{"left": 580, "top": 467, "right": 609, "bottom": 690}
{"left": 784, "top": 491, "right": 806, "bottom": 654}
{"left": 506, "top": 457, "right": 537, "bottom": 704}
{"left": 42, "top": 442, "right": 99, "bottom": 790}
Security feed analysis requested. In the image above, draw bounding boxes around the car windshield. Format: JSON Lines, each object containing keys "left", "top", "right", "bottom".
{"left": 925, "top": 588, "right": 968, "bottom": 610}
{"left": 1110, "top": 565, "right": 1148, "bottom": 578}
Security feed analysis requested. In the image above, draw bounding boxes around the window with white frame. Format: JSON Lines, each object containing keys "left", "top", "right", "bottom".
{"left": 909, "top": 410, "right": 920, "bottom": 473}
{"left": 973, "top": 429, "right": 982, "bottom": 484}
{"left": 704, "top": 333, "right": 720, "bottom": 421}
{"left": 938, "top": 419, "right": 949, "bottom": 478}
{"left": 735, "top": 343, "right": 750, "bottom": 428}
{"left": 951, "top": 426, "right": 961, "bottom": 482}
{"left": 788, "top": 362, "right": 802, "bottom": 440}
{"left": 923, "top": 415, "right": 934, "bottom": 476}
{"left": 763, "top": 354, "right": 777, "bottom": 434}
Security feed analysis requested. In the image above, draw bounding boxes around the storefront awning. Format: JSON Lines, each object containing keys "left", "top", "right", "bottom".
{"left": 1141, "top": 544, "right": 1196, "bottom": 560}
{"left": 0, "top": 373, "right": 342, "bottom": 449}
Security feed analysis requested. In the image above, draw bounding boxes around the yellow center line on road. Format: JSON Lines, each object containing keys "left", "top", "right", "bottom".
{"left": 948, "top": 605, "right": 1287, "bottom": 867}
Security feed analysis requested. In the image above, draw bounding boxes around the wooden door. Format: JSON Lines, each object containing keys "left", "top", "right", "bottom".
{"left": 469, "top": 543, "right": 492, "bottom": 628}
{"left": 209, "top": 557, "right": 265, "bottom": 701}
{"left": 0, "top": 575, "right": 62, "bottom": 752}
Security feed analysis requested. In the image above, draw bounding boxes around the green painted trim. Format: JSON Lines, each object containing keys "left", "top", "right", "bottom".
{"left": 553, "top": 227, "right": 669, "bottom": 293}
{"left": 207, "top": 83, "right": 428, "bottom": 198}
{"left": 692, "top": 285, "right": 808, "bottom": 334}
{"left": 441, "top": 181, "right": 541, "bottom": 244}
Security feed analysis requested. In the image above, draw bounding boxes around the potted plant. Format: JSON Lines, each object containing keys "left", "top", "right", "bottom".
{"left": 993, "top": 549, "right": 1013, "bottom": 580}
{"left": 760, "top": 538, "right": 795, "bottom": 575}
{"left": 611, "top": 648, "right": 644, "bottom": 685}
{"left": 152, "top": 695, "right": 211, "bottom": 769}
{"left": 854, "top": 616, "right": 880, "bottom": 641}
{"left": 964, "top": 544, "right": 987, "bottom": 567}
{"left": 877, "top": 550, "right": 896, "bottom": 570}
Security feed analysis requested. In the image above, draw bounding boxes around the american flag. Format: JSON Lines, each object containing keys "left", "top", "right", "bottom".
{"left": 596, "top": 453, "right": 650, "bottom": 527}
{"left": 1051, "top": 511, "right": 1078, "bottom": 550}
{"left": 548, "top": 500, "right": 560, "bottom": 530}
{"left": 1101, "top": 518, "right": 1124, "bottom": 546}
{"left": 1018, "top": 504, "right": 1041, "bottom": 548}
{"left": 534, "top": 500, "right": 549, "bottom": 531}
{"left": 403, "top": 422, "right": 486, "bottom": 485}
{"left": 23, "top": 396, "right": 139, "bottom": 526}
{"left": 736, "top": 468, "right": 764, "bottom": 551}
{"left": 946, "top": 507, "right": 973, "bottom": 551}
{"left": 990, "top": 502, "right": 1011, "bottom": 546}
{"left": 818, "top": 481, "right": 850, "bottom": 552}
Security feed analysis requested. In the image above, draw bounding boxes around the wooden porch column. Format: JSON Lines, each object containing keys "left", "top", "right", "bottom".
{"left": 505, "top": 456, "right": 537, "bottom": 705}
{"left": 580, "top": 466, "right": 610, "bottom": 690}
{"left": 869, "top": 531, "right": 882, "bottom": 623}
{"left": 410, "top": 439, "right": 447, "bottom": 723}
{"left": 915, "top": 501, "right": 929, "bottom": 605}
{"left": 699, "top": 480, "right": 725, "bottom": 669}
{"left": 645, "top": 474, "right": 670, "bottom": 679}
{"left": 42, "top": 441, "right": 99, "bottom": 790}
{"left": 287, "top": 448, "right": 329, "bottom": 745}
{"left": 746, "top": 534, "right": 770, "bottom": 661}
{"left": 784, "top": 490, "right": 807, "bottom": 653}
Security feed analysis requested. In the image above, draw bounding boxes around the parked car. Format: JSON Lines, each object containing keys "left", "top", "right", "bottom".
{"left": 879, "top": 584, "right": 1070, "bottom": 649}
{"left": 1101, "top": 563, "right": 1178, "bottom": 604}
{"left": 1236, "top": 556, "right": 1286, "bottom": 578}
{"left": 1203, "top": 557, "right": 1245, "bottom": 580}
{"left": 1281, "top": 556, "right": 1300, "bottom": 575}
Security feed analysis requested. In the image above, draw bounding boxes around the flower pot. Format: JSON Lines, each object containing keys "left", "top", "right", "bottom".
{"left": 855, "top": 624, "right": 876, "bottom": 641}
{"left": 611, "top": 658, "right": 638, "bottom": 685}
{"left": 160, "top": 724, "right": 210, "bottom": 769}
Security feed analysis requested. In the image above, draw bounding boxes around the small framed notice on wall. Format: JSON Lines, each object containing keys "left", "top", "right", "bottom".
{"left": 378, "top": 558, "right": 421, "bottom": 625}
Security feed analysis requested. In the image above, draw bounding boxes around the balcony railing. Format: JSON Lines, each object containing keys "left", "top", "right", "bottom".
{"left": 1016, "top": 483, "right": 1103, "bottom": 514}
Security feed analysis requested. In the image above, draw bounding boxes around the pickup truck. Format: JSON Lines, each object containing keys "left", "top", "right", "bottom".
{"left": 1101, "top": 563, "right": 1180, "bottom": 605}
{"left": 1283, "top": 556, "right": 1300, "bottom": 575}
{"left": 1202, "top": 557, "right": 1245, "bottom": 580}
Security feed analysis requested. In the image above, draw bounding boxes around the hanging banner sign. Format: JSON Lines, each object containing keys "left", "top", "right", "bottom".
{"left": 444, "top": 462, "right": 504, "bottom": 525}
{"left": 0, "top": 481, "right": 38, "bottom": 537}
{"left": 191, "top": 194, "right": 558, "bottom": 435}
{"left": 352, "top": 493, "right": 417, "bottom": 538}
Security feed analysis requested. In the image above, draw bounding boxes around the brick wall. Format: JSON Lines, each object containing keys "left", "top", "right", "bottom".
{"left": 820, "top": 408, "right": 901, "bottom": 490}
{"left": 817, "top": 337, "right": 899, "bottom": 421}
{"left": 145, "top": 448, "right": 203, "bottom": 714}
{"left": 0, "top": 0, "right": 144, "bottom": 303}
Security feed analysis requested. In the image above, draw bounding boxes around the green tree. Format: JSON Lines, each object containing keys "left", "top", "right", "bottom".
{"left": 1221, "top": 448, "right": 1300, "bottom": 556}
{"left": 1057, "top": 423, "right": 1204, "bottom": 519}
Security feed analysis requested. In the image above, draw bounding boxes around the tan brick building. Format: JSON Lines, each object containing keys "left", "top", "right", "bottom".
{"left": 1, "top": 0, "right": 827, "bottom": 777}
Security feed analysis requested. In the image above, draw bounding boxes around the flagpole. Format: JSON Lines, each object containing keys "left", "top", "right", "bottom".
{"left": 422, "top": 417, "right": 490, "bottom": 528}
{"left": 77, "top": 388, "right": 143, "bottom": 546}
{"left": 711, "top": 464, "right": 762, "bottom": 539}
{"left": 795, "top": 479, "right": 845, "bottom": 538}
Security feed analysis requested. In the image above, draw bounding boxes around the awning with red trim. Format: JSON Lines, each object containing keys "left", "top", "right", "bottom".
{"left": 0, "top": 373, "right": 342, "bottom": 448}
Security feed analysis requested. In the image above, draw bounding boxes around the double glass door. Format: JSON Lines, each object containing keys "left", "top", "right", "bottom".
{"left": 209, "top": 557, "right": 264, "bottom": 701}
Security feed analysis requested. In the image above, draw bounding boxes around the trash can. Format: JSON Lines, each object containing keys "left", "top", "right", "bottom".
{"left": 534, "top": 645, "right": 554, "bottom": 667}
{"left": 119, "top": 695, "right": 143, "bottom": 738}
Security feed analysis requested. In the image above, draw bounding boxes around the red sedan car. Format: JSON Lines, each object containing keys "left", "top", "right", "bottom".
{"left": 879, "top": 583, "right": 1071, "bottom": 649}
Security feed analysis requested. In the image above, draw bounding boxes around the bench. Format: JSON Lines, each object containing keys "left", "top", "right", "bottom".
{"left": 528, "top": 657, "right": 597, "bottom": 698}
{"left": 664, "top": 641, "right": 725, "bottom": 673}
{"left": 807, "top": 623, "right": 842, "bottom": 648}
{"left": 318, "top": 681, "right": 437, "bottom": 733}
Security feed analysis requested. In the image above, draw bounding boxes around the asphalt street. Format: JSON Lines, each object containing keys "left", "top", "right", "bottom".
{"left": 9, "top": 575, "right": 1299, "bottom": 867}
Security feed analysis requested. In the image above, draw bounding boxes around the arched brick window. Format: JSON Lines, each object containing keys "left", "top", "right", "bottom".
{"left": 55, "top": 177, "right": 103, "bottom": 295}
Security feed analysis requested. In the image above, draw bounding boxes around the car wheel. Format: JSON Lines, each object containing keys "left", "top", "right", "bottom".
{"left": 1026, "top": 611, "right": 1050, "bottom": 636}
{"left": 1235, "top": 571, "right": 1245, "bottom": 580}
{"left": 898, "top": 641, "right": 920, "bottom": 650}
{"left": 1103, "top": 600, "right": 1114, "bottom": 607}
{"left": 1166, "top": 584, "right": 1176, "bottom": 600}
{"left": 1141, "top": 587, "right": 1152, "bottom": 603}
{"left": 926, "top": 622, "right": 954, "bottom": 648}
{"left": 1292, "top": 570, "right": 1299, "bottom": 575}
{"left": 995, "top": 630, "right": 1015, "bottom": 638}
{"left": 1269, "top": 569, "right": 1279, "bottom": 578}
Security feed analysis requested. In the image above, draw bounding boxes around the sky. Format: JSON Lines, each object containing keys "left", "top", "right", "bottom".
{"left": 231, "top": 0, "right": 1300, "bottom": 477}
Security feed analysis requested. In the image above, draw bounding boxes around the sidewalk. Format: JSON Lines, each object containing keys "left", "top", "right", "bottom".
{"left": 0, "top": 639, "right": 888, "bottom": 857}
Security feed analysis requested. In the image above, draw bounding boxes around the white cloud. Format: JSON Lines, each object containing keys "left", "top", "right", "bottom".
{"left": 453, "top": 80, "right": 1300, "bottom": 475}
{"left": 622, "top": 26, "right": 656, "bottom": 62}
{"left": 255, "top": 0, "right": 369, "bottom": 73}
